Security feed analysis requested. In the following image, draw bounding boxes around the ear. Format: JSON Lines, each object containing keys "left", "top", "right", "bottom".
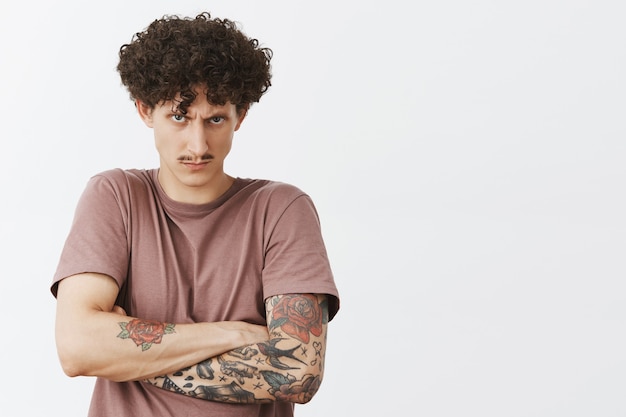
{"left": 136, "top": 100, "right": 154, "bottom": 127}
{"left": 234, "top": 106, "right": 249, "bottom": 131}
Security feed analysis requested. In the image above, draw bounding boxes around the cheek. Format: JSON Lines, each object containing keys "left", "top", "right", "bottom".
{"left": 224, "top": 139, "right": 234, "bottom": 153}
{"left": 153, "top": 130, "right": 180, "bottom": 153}
{"left": 153, "top": 135, "right": 166, "bottom": 153}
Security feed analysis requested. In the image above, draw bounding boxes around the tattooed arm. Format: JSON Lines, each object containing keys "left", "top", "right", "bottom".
{"left": 55, "top": 272, "right": 268, "bottom": 382}
{"left": 144, "top": 293, "right": 330, "bottom": 404}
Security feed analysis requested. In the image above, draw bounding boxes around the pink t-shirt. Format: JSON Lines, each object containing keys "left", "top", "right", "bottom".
{"left": 52, "top": 168, "right": 339, "bottom": 417}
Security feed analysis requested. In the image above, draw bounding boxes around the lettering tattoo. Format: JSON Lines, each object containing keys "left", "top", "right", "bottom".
{"left": 117, "top": 318, "right": 176, "bottom": 351}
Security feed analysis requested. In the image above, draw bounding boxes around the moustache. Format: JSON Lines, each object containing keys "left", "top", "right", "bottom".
{"left": 177, "top": 154, "right": 214, "bottom": 162}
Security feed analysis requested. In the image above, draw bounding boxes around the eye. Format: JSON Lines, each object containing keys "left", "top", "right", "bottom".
{"left": 171, "top": 114, "right": 186, "bottom": 123}
{"left": 209, "top": 116, "right": 225, "bottom": 125}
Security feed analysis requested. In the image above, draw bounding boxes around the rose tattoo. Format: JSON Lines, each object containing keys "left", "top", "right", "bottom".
{"left": 117, "top": 318, "right": 175, "bottom": 351}
{"left": 269, "top": 294, "right": 323, "bottom": 343}
{"left": 261, "top": 371, "right": 321, "bottom": 403}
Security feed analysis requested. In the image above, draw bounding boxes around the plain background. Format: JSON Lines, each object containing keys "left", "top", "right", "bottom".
{"left": 1, "top": 0, "right": 624, "bottom": 415}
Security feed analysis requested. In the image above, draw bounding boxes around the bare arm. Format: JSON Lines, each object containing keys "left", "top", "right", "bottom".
{"left": 144, "top": 293, "right": 329, "bottom": 404}
{"left": 54, "top": 272, "right": 269, "bottom": 382}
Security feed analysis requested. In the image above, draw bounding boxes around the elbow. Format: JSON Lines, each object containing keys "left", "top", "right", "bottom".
{"left": 57, "top": 347, "right": 130, "bottom": 382}
{"left": 60, "top": 363, "right": 83, "bottom": 379}
{"left": 56, "top": 331, "right": 106, "bottom": 379}
{"left": 288, "top": 374, "right": 323, "bottom": 404}
{"left": 58, "top": 355, "right": 84, "bottom": 378}
{"left": 56, "top": 340, "right": 88, "bottom": 378}
{"left": 56, "top": 338, "right": 135, "bottom": 382}
{"left": 55, "top": 320, "right": 92, "bottom": 378}
{"left": 278, "top": 366, "right": 324, "bottom": 404}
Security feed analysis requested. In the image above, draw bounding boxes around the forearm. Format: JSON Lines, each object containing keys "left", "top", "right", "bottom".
{"left": 145, "top": 294, "right": 329, "bottom": 404}
{"left": 57, "top": 312, "right": 264, "bottom": 382}
{"left": 145, "top": 335, "right": 326, "bottom": 404}
{"left": 55, "top": 273, "right": 267, "bottom": 382}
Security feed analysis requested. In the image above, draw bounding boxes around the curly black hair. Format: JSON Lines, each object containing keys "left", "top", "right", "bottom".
{"left": 117, "top": 12, "right": 272, "bottom": 113}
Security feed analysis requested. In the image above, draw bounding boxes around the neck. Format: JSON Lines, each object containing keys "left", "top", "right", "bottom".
{"left": 157, "top": 170, "right": 235, "bottom": 205}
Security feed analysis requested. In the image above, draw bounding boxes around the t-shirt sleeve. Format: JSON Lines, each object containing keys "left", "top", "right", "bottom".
{"left": 262, "top": 194, "right": 340, "bottom": 321}
{"left": 50, "top": 173, "right": 130, "bottom": 297}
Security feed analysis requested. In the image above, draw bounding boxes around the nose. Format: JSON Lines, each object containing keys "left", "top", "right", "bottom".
{"left": 186, "top": 123, "right": 209, "bottom": 157}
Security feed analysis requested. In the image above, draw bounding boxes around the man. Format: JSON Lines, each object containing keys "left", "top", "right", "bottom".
{"left": 51, "top": 12, "right": 340, "bottom": 417}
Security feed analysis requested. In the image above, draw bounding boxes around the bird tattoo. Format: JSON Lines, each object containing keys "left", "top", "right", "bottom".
{"left": 256, "top": 338, "right": 307, "bottom": 370}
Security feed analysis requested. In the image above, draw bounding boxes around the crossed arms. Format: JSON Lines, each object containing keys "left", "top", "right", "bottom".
{"left": 55, "top": 272, "right": 329, "bottom": 404}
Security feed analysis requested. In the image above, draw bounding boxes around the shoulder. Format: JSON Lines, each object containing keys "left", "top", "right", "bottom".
{"left": 90, "top": 168, "right": 153, "bottom": 186}
{"left": 77, "top": 169, "right": 157, "bottom": 212}
{"left": 239, "top": 178, "right": 309, "bottom": 202}
{"left": 236, "top": 179, "right": 321, "bottom": 223}
{"left": 236, "top": 178, "right": 317, "bottom": 214}
{"left": 86, "top": 168, "right": 155, "bottom": 194}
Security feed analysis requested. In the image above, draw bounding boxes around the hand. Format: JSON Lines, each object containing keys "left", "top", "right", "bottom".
{"left": 111, "top": 305, "right": 127, "bottom": 315}
{"left": 238, "top": 322, "right": 270, "bottom": 345}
